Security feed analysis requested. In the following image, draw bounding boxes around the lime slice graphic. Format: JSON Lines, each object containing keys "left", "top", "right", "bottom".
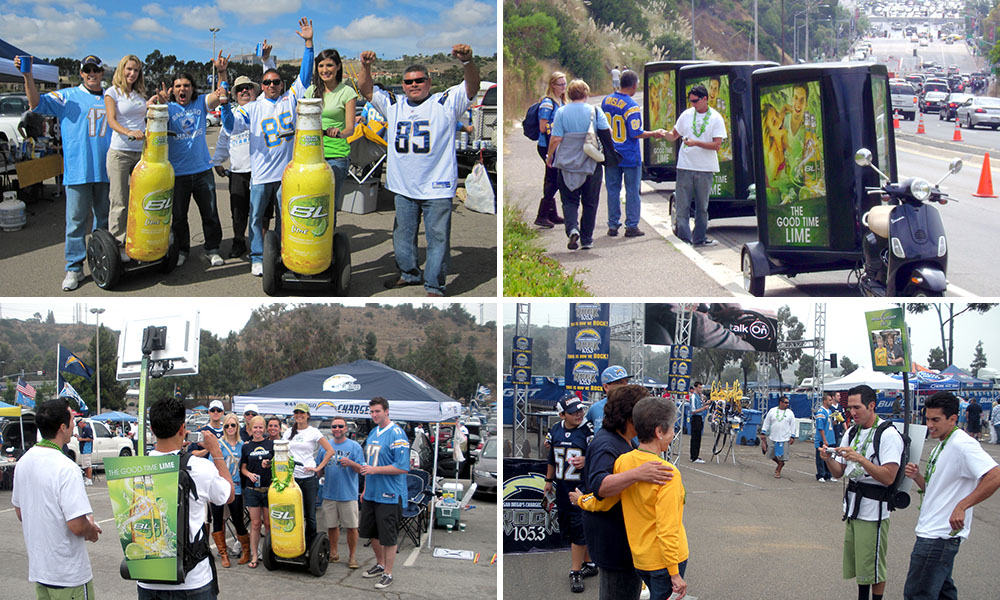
{"left": 125, "top": 542, "right": 146, "bottom": 560}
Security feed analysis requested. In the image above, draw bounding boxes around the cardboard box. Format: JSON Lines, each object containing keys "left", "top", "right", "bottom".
{"left": 338, "top": 180, "right": 378, "bottom": 215}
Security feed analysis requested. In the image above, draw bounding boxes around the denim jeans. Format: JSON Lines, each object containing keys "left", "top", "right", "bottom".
{"left": 392, "top": 194, "right": 453, "bottom": 296}
{"left": 558, "top": 166, "right": 603, "bottom": 246}
{"left": 296, "top": 475, "right": 319, "bottom": 543}
{"left": 138, "top": 582, "right": 215, "bottom": 599}
{"left": 65, "top": 182, "right": 110, "bottom": 272}
{"left": 326, "top": 157, "right": 349, "bottom": 215}
{"left": 598, "top": 567, "right": 642, "bottom": 600}
{"left": 675, "top": 168, "right": 713, "bottom": 244}
{"left": 605, "top": 164, "right": 642, "bottom": 229}
{"left": 637, "top": 561, "right": 687, "bottom": 600}
{"left": 171, "top": 169, "right": 222, "bottom": 254}
{"left": 902, "top": 536, "right": 961, "bottom": 600}
{"left": 994, "top": 423, "right": 1000, "bottom": 443}
{"left": 249, "top": 181, "right": 282, "bottom": 264}
{"left": 815, "top": 447, "right": 832, "bottom": 480}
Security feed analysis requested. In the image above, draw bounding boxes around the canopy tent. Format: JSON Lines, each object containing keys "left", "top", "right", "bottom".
{"left": 233, "top": 359, "right": 461, "bottom": 422}
{"left": 0, "top": 400, "right": 22, "bottom": 417}
{"left": 0, "top": 39, "right": 59, "bottom": 84}
{"left": 889, "top": 370, "right": 992, "bottom": 390}
{"left": 639, "top": 376, "right": 667, "bottom": 387}
{"left": 825, "top": 367, "right": 904, "bottom": 391}
{"left": 91, "top": 411, "right": 137, "bottom": 422}
{"left": 192, "top": 405, "right": 208, "bottom": 411}
{"left": 938, "top": 365, "right": 992, "bottom": 389}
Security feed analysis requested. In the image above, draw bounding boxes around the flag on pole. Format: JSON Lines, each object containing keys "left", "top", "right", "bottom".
{"left": 58, "top": 381, "right": 88, "bottom": 413}
{"left": 58, "top": 346, "right": 93, "bottom": 379}
{"left": 15, "top": 377, "right": 36, "bottom": 409}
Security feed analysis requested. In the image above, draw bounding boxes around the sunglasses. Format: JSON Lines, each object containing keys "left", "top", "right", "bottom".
{"left": 209, "top": 408, "right": 223, "bottom": 413}
{"left": 689, "top": 96, "right": 705, "bottom": 104}
{"left": 244, "top": 411, "right": 258, "bottom": 416}
{"left": 403, "top": 77, "right": 428, "bottom": 85}
{"left": 82, "top": 66, "right": 103, "bottom": 74}
{"left": 293, "top": 410, "right": 306, "bottom": 414}
{"left": 225, "top": 423, "right": 238, "bottom": 429}
{"left": 261, "top": 79, "right": 282, "bottom": 86}
{"left": 331, "top": 424, "right": 345, "bottom": 429}
{"left": 235, "top": 86, "right": 253, "bottom": 94}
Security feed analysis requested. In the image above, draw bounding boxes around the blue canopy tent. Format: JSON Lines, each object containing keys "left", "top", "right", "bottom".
{"left": 91, "top": 411, "right": 138, "bottom": 422}
{"left": 502, "top": 376, "right": 567, "bottom": 424}
{"left": 0, "top": 38, "right": 59, "bottom": 84}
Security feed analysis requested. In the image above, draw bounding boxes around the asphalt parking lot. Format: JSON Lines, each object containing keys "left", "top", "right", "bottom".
{"left": 1, "top": 473, "right": 497, "bottom": 599}
{"left": 503, "top": 437, "right": 1000, "bottom": 600}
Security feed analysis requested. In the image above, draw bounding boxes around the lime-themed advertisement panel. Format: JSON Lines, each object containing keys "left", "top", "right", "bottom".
{"left": 865, "top": 308, "right": 910, "bottom": 373}
{"left": 564, "top": 303, "right": 610, "bottom": 392}
{"left": 685, "top": 75, "right": 734, "bottom": 197}
{"left": 105, "top": 455, "right": 182, "bottom": 582}
{"left": 512, "top": 336, "right": 533, "bottom": 384}
{"left": 647, "top": 70, "right": 678, "bottom": 166}
{"left": 668, "top": 344, "right": 693, "bottom": 395}
{"left": 872, "top": 75, "right": 891, "bottom": 175}
{"left": 759, "top": 80, "right": 829, "bottom": 247}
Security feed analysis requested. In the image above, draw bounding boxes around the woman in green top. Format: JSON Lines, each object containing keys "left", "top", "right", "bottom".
{"left": 306, "top": 48, "right": 357, "bottom": 211}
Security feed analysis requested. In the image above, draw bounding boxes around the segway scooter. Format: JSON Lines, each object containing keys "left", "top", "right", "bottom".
{"left": 262, "top": 98, "right": 350, "bottom": 296}
{"left": 87, "top": 105, "right": 180, "bottom": 289}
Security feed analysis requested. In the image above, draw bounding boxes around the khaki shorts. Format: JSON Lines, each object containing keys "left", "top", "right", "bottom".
{"left": 320, "top": 499, "right": 359, "bottom": 529}
{"left": 79, "top": 454, "right": 92, "bottom": 469}
{"left": 35, "top": 580, "right": 94, "bottom": 600}
{"left": 843, "top": 518, "right": 890, "bottom": 585}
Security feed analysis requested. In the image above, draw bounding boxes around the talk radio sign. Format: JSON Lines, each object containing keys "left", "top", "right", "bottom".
{"left": 564, "top": 303, "right": 610, "bottom": 392}
{"left": 512, "top": 336, "right": 532, "bottom": 384}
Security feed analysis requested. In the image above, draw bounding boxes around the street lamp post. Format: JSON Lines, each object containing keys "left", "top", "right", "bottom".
{"left": 210, "top": 27, "right": 220, "bottom": 87}
{"left": 691, "top": 0, "right": 696, "bottom": 60}
{"left": 90, "top": 308, "right": 104, "bottom": 415}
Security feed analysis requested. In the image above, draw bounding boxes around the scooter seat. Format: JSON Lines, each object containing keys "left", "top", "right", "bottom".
{"left": 862, "top": 205, "right": 894, "bottom": 239}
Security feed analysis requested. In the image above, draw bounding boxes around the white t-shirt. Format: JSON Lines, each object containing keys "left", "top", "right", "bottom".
{"left": 371, "top": 83, "right": 472, "bottom": 199}
{"left": 12, "top": 444, "right": 94, "bottom": 587}
{"left": 138, "top": 450, "right": 231, "bottom": 592}
{"left": 915, "top": 429, "right": 998, "bottom": 539}
{"left": 211, "top": 125, "right": 251, "bottom": 173}
{"left": 835, "top": 421, "right": 904, "bottom": 521}
{"left": 761, "top": 407, "right": 798, "bottom": 442}
{"left": 675, "top": 106, "right": 727, "bottom": 172}
{"left": 105, "top": 86, "right": 146, "bottom": 152}
{"left": 284, "top": 425, "right": 324, "bottom": 479}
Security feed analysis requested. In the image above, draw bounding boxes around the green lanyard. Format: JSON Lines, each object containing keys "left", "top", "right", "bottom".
{"left": 848, "top": 417, "right": 879, "bottom": 480}
{"left": 36, "top": 440, "right": 62, "bottom": 452}
{"left": 692, "top": 110, "right": 710, "bottom": 137}
{"left": 921, "top": 427, "right": 958, "bottom": 494}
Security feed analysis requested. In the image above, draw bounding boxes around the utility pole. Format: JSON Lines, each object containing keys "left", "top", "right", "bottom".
{"left": 90, "top": 308, "right": 105, "bottom": 414}
{"left": 210, "top": 27, "right": 220, "bottom": 87}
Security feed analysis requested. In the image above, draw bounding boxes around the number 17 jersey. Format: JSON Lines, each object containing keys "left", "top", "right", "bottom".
{"left": 371, "top": 83, "right": 471, "bottom": 199}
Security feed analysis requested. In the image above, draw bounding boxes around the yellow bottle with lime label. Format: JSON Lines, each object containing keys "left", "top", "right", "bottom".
{"left": 268, "top": 440, "right": 305, "bottom": 557}
{"left": 280, "top": 98, "right": 333, "bottom": 275}
{"left": 126, "top": 104, "right": 174, "bottom": 261}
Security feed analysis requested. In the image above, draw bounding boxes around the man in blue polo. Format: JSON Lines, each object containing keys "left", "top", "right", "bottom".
{"left": 601, "top": 70, "right": 666, "bottom": 239}
{"left": 586, "top": 365, "right": 631, "bottom": 431}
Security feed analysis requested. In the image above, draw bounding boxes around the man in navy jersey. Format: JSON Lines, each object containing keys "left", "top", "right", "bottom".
{"left": 359, "top": 397, "right": 409, "bottom": 590}
{"left": 601, "top": 70, "right": 666, "bottom": 238}
{"left": 544, "top": 395, "right": 598, "bottom": 593}
{"left": 357, "top": 44, "right": 480, "bottom": 297}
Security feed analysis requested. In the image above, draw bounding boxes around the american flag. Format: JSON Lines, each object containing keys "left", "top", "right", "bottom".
{"left": 16, "top": 377, "right": 36, "bottom": 399}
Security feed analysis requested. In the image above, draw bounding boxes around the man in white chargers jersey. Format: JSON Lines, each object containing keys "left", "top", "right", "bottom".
{"left": 358, "top": 44, "right": 480, "bottom": 297}
{"left": 221, "top": 18, "right": 314, "bottom": 276}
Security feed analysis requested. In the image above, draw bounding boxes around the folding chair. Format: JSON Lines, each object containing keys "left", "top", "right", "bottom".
{"left": 398, "top": 473, "right": 432, "bottom": 548}
{"left": 409, "top": 468, "right": 432, "bottom": 531}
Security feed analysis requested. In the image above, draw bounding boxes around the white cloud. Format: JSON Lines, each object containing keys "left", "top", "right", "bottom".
{"left": 326, "top": 15, "right": 418, "bottom": 42}
{"left": 143, "top": 3, "right": 167, "bottom": 16}
{"left": 11, "top": 0, "right": 106, "bottom": 15}
{"left": 175, "top": 4, "right": 223, "bottom": 29}
{"left": 133, "top": 17, "right": 169, "bottom": 35}
{"left": 441, "top": 0, "right": 495, "bottom": 27}
{"left": 374, "top": 0, "right": 390, "bottom": 8}
{"left": 216, "top": 0, "right": 301, "bottom": 25}
{"left": 0, "top": 12, "right": 105, "bottom": 57}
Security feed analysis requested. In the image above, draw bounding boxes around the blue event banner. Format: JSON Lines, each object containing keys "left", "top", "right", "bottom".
{"left": 565, "top": 303, "right": 610, "bottom": 392}
{"left": 512, "top": 336, "right": 533, "bottom": 384}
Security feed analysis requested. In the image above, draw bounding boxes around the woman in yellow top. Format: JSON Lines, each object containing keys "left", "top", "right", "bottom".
{"left": 573, "top": 397, "right": 689, "bottom": 599}
{"left": 305, "top": 49, "right": 357, "bottom": 215}
{"left": 873, "top": 335, "right": 888, "bottom": 367}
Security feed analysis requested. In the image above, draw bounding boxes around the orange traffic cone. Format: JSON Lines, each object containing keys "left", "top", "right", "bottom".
{"left": 953, "top": 117, "right": 963, "bottom": 142}
{"left": 916, "top": 111, "right": 926, "bottom": 134}
{"left": 972, "top": 153, "right": 997, "bottom": 198}
{"left": 893, "top": 110, "right": 900, "bottom": 129}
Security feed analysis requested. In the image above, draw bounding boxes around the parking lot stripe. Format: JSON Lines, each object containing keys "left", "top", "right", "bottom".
{"left": 403, "top": 546, "right": 420, "bottom": 567}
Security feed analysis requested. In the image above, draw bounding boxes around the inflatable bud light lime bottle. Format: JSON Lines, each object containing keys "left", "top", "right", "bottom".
{"left": 280, "top": 97, "right": 334, "bottom": 275}
{"left": 125, "top": 104, "right": 174, "bottom": 261}
{"left": 268, "top": 440, "right": 305, "bottom": 557}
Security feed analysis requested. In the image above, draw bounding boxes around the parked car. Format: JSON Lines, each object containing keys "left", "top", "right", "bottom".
{"left": 939, "top": 93, "right": 973, "bottom": 121}
{"left": 919, "top": 81, "right": 950, "bottom": 113}
{"left": 957, "top": 96, "right": 1000, "bottom": 129}
{"left": 1, "top": 411, "right": 36, "bottom": 456}
{"left": 67, "top": 418, "right": 135, "bottom": 468}
{"left": 207, "top": 110, "right": 221, "bottom": 127}
{"left": 0, "top": 93, "right": 30, "bottom": 149}
{"left": 435, "top": 422, "right": 481, "bottom": 478}
{"left": 890, "top": 82, "right": 918, "bottom": 120}
{"left": 471, "top": 437, "right": 497, "bottom": 497}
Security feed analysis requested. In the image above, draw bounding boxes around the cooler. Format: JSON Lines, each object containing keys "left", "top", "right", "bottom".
{"left": 434, "top": 502, "right": 462, "bottom": 529}
{"left": 338, "top": 180, "right": 378, "bottom": 215}
{"left": 441, "top": 482, "right": 464, "bottom": 502}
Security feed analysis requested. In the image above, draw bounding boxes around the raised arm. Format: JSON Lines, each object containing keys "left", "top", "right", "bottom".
{"left": 206, "top": 51, "right": 230, "bottom": 111}
{"left": 15, "top": 57, "right": 40, "bottom": 109}
{"left": 452, "top": 44, "right": 480, "bottom": 101}
{"left": 358, "top": 51, "right": 375, "bottom": 103}
{"left": 295, "top": 17, "right": 315, "bottom": 90}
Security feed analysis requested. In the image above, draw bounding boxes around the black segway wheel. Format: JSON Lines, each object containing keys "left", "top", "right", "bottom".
{"left": 742, "top": 250, "right": 765, "bottom": 297}
{"left": 261, "top": 533, "right": 276, "bottom": 571}
{"left": 86, "top": 229, "right": 122, "bottom": 289}
{"left": 332, "top": 232, "right": 351, "bottom": 296}
{"left": 159, "top": 232, "right": 180, "bottom": 274}
{"left": 307, "top": 533, "right": 330, "bottom": 577}
{"left": 668, "top": 193, "right": 678, "bottom": 236}
{"left": 262, "top": 230, "right": 282, "bottom": 296}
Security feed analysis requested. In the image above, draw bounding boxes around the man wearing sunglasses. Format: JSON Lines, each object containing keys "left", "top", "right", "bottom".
{"left": 664, "top": 84, "right": 726, "bottom": 247}
{"left": 17, "top": 54, "right": 112, "bottom": 291}
{"left": 190, "top": 399, "right": 227, "bottom": 458}
{"left": 318, "top": 417, "right": 364, "bottom": 568}
{"left": 358, "top": 43, "right": 480, "bottom": 297}
{"left": 221, "top": 19, "right": 314, "bottom": 277}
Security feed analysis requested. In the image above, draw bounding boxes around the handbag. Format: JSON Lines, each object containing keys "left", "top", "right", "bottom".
{"left": 582, "top": 105, "right": 605, "bottom": 163}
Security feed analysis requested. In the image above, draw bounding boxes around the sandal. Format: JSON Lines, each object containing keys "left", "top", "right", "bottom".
{"left": 248, "top": 559, "right": 259, "bottom": 569}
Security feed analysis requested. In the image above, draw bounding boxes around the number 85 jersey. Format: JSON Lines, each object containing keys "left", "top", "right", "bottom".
{"left": 601, "top": 91, "right": 642, "bottom": 169}
{"left": 547, "top": 420, "right": 595, "bottom": 498}
{"left": 371, "top": 83, "right": 471, "bottom": 199}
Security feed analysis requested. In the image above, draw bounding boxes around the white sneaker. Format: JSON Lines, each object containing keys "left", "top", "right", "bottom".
{"left": 208, "top": 253, "right": 224, "bottom": 267}
{"left": 817, "top": 478, "right": 827, "bottom": 483}
{"left": 61, "top": 271, "right": 82, "bottom": 291}
{"left": 827, "top": 477, "right": 838, "bottom": 483}
{"left": 251, "top": 262, "right": 263, "bottom": 277}
{"left": 692, "top": 458, "right": 706, "bottom": 464}
{"left": 84, "top": 478, "right": 93, "bottom": 486}
{"left": 119, "top": 248, "right": 131, "bottom": 262}
{"left": 177, "top": 252, "right": 188, "bottom": 267}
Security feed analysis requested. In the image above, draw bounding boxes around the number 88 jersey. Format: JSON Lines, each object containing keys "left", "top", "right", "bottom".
{"left": 371, "top": 83, "right": 472, "bottom": 200}
{"left": 546, "top": 420, "right": 595, "bottom": 495}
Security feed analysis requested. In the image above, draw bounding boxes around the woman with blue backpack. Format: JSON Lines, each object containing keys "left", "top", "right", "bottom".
{"left": 533, "top": 72, "right": 568, "bottom": 228}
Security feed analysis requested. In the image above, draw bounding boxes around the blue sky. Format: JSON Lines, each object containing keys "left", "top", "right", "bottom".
{"left": 2, "top": 0, "right": 498, "bottom": 64}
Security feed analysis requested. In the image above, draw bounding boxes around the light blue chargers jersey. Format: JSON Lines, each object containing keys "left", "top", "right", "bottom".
{"left": 34, "top": 85, "right": 111, "bottom": 185}
{"left": 363, "top": 422, "right": 410, "bottom": 504}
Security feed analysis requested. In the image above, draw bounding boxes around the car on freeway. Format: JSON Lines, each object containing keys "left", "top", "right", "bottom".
{"left": 919, "top": 80, "right": 950, "bottom": 113}
{"left": 939, "top": 93, "right": 973, "bottom": 121}
{"left": 890, "top": 81, "right": 918, "bottom": 120}
{"left": 471, "top": 436, "right": 497, "bottom": 497}
{"left": 919, "top": 38, "right": 929, "bottom": 47}
{"left": 956, "top": 96, "right": 1000, "bottom": 129}
{"left": 67, "top": 418, "right": 135, "bottom": 468}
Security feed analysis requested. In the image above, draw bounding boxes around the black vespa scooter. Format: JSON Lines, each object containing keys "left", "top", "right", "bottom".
{"left": 853, "top": 147, "right": 961, "bottom": 297}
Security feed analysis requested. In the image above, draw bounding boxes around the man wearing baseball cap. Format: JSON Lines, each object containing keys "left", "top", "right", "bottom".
{"left": 586, "top": 366, "right": 631, "bottom": 431}
{"left": 545, "top": 395, "right": 598, "bottom": 592}
{"left": 239, "top": 403, "right": 260, "bottom": 442}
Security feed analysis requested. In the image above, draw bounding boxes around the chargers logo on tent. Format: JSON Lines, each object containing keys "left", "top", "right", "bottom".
{"left": 323, "top": 374, "right": 362, "bottom": 393}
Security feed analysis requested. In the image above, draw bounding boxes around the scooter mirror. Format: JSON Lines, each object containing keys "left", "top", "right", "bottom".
{"left": 949, "top": 158, "right": 962, "bottom": 174}
{"left": 854, "top": 148, "right": 873, "bottom": 167}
